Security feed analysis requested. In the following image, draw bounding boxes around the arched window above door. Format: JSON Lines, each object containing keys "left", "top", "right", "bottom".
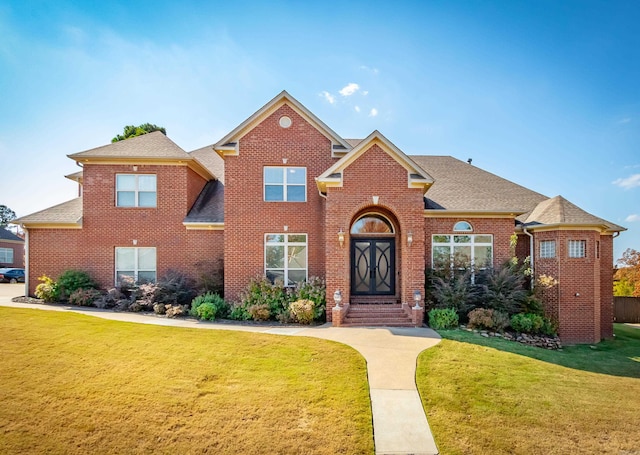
{"left": 351, "top": 214, "right": 395, "bottom": 234}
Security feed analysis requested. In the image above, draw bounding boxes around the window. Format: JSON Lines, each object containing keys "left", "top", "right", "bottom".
{"left": 265, "top": 234, "right": 307, "bottom": 285}
{"left": 540, "top": 240, "right": 556, "bottom": 258}
{"left": 116, "top": 174, "right": 157, "bottom": 207}
{"left": 115, "top": 247, "right": 156, "bottom": 284}
{"left": 0, "top": 248, "right": 13, "bottom": 264}
{"left": 568, "top": 240, "right": 586, "bottom": 258}
{"left": 264, "top": 167, "right": 306, "bottom": 202}
{"left": 432, "top": 234, "right": 493, "bottom": 275}
{"left": 453, "top": 221, "right": 473, "bottom": 232}
{"left": 351, "top": 214, "right": 394, "bottom": 234}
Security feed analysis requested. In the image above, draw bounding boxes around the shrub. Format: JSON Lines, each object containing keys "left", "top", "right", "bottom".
{"left": 190, "top": 292, "right": 229, "bottom": 320}
{"left": 511, "top": 313, "right": 544, "bottom": 334}
{"left": 428, "top": 308, "right": 459, "bottom": 330}
{"left": 248, "top": 304, "right": 271, "bottom": 321}
{"left": 431, "top": 272, "right": 476, "bottom": 316}
{"left": 229, "top": 303, "right": 252, "bottom": 321}
{"left": 94, "top": 285, "right": 133, "bottom": 310}
{"left": 289, "top": 299, "right": 315, "bottom": 324}
{"left": 57, "top": 270, "right": 98, "bottom": 301}
{"left": 35, "top": 275, "right": 60, "bottom": 302}
{"left": 477, "top": 264, "right": 528, "bottom": 315}
{"left": 239, "top": 276, "right": 288, "bottom": 320}
{"left": 467, "top": 308, "right": 510, "bottom": 332}
{"left": 290, "top": 277, "right": 326, "bottom": 321}
{"left": 68, "top": 288, "right": 101, "bottom": 307}
{"left": 137, "top": 283, "right": 159, "bottom": 312}
{"left": 154, "top": 270, "right": 197, "bottom": 306}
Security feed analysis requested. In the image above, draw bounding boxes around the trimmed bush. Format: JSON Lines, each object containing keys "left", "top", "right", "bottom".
{"left": 57, "top": 270, "right": 98, "bottom": 300}
{"left": 248, "top": 304, "right": 271, "bottom": 321}
{"left": 467, "top": 308, "right": 510, "bottom": 332}
{"left": 35, "top": 275, "right": 60, "bottom": 303}
{"left": 511, "top": 313, "right": 544, "bottom": 334}
{"left": 428, "top": 308, "right": 459, "bottom": 330}
{"left": 190, "top": 292, "right": 228, "bottom": 321}
{"left": 68, "top": 288, "right": 101, "bottom": 307}
{"left": 289, "top": 299, "right": 315, "bottom": 324}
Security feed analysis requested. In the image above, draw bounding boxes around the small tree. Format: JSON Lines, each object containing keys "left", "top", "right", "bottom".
{"left": 112, "top": 123, "right": 166, "bottom": 142}
{"left": 614, "top": 249, "right": 640, "bottom": 297}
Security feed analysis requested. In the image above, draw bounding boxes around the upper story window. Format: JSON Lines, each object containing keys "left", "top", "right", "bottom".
{"left": 568, "top": 240, "right": 586, "bottom": 258}
{"left": 116, "top": 174, "right": 157, "bottom": 207}
{"left": 540, "top": 240, "right": 556, "bottom": 258}
{"left": 0, "top": 247, "right": 14, "bottom": 264}
{"left": 453, "top": 221, "right": 473, "bottom": 232}
{"left": 265, "top": 234, "right": 307, "bottom": 286}
{"left": 264, "top": 167, "right": 306, "bottom": 202}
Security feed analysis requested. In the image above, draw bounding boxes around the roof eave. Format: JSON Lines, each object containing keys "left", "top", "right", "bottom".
{"left": 424, "top": 209, "right": 525, "bottom": 219}
{"left": 182, "top": 222, "right": 224, "bottom": 230}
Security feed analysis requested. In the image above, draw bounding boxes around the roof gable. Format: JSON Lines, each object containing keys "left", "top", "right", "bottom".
{"left": 213, "top": 90, "right": 351, "bottom": 157}
{"left": 14, "top": 198, "right": 83, "bottom": 228}
{"left": 0, "top": 228, "right": 24, "bottom": 242}
{"left": 316, "top": 130, "right": 434, "bottom": 193}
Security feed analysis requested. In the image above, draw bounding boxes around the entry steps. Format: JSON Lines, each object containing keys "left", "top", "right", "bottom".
{"left": 342, "top": 303, "right": 414, "bottom": 327}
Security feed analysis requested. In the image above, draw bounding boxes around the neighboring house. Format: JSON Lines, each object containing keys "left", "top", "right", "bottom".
{"left": 0, "top": 228, "right": 25, "bottom": 268}
{"left": 15, "top": 91, "right": 625, "bottom": 344}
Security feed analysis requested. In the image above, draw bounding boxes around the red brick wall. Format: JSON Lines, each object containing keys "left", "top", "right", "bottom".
{"left": 533, "top": 231, "right": 561, "bottom": 324}
{"left": 325, "top": 144, "right": 426, "bottom": 319}
{"left": 223, "top": 104, "right": 335, "bottom": 302}
{"left": 25, "top": 163, "right": 221, "bottom": 295}
{"left": 0, "top": 241, "right": 25, "bottom": 268}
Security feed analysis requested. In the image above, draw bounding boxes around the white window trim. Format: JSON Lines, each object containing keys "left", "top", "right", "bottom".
{"left": 263, "top": 167, "right": 307, "bottom": 202}
{"left": 431, "top": 234, "right": 494, "bottom": 273}
{"left": 0, "top": 247, "right": 13, "bottom": 264}
{"left": 264, "top": 233, "right": 308, "bottom": 286}
{"left": 540, "top": 240, "right": 556, "bottom": 258}
{"left": 115, "top": 174, "right": 157, "bottom": 207}
{"left": 115, "top": 247, "right": 157, "bottom": 285}
{"left": 568, "top": 240, "right": 586, "bottom": 258}
{"left": 453, "top": 221, "right": 473, "bottom": 232}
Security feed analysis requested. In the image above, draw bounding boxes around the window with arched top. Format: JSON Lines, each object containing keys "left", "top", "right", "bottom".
{"left": 453, "top": 221, "right": 473, "bottom": 232}
{"left": 351, "top": 214, "right": 394, "bottom": 234}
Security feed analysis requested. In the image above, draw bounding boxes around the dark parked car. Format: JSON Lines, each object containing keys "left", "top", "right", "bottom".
{"left": 0, "top": 268, "right": 25, "bottom": 283}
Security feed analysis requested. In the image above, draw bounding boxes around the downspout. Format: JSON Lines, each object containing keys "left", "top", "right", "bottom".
{"left": 523, "top": 226, "right": 534, "bottom": 289}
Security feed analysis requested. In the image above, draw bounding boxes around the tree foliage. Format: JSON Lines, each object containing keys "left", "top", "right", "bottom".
{"left": 112, "top": 123, "right": 166, "bottom": 142}
{"left": 614, "top": 248, "right": 640, "bottom": 297}
{"left": 0, "top": 205, "right": 16, "bottom": 226}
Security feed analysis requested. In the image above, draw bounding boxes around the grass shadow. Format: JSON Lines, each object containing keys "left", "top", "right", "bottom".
{"left": 435, "top": 323, "right": 640, "bottom": 378}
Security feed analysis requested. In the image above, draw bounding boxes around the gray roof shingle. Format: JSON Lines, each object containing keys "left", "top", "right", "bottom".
{"left": 14, "top": 198, "right": 83, "bottom": 225}
{"left": 184, "top": 180, "right": 224, "bottom": 223}
{"left": 189, "top": 145, "right": 225, "bottom": 183}
{"left": 523, "top": 195, "right": 625, "bottom": 232}
{"left": 68, "top": 131, "right": 189, "bottom": 160}
{"left": 0, "top": 228, "right": 24, "bottom": 242}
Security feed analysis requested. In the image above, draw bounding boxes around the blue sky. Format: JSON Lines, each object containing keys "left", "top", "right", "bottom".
{"left": 1, "top": 0, "right": 638, "bottom": 261}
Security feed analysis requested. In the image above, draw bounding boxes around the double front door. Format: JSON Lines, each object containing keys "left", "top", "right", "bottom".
{"left": 350, "top": 238, "right": 395, "bottom": 295}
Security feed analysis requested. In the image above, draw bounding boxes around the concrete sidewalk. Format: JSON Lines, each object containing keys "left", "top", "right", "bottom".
{"left": 0, "top": 284, "right": 440, "bottom": 455}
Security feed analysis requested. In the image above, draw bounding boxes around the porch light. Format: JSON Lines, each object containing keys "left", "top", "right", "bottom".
{"left": 338, "top": 228, "right": 345, "bottom": 247}
{"left": 413, "top": 290, "right": 422, "bottom": 309}
{"left": 333, "top": 290, "right": 342, "bottom": 309}
{"left": 407, "top": 231, "right": 413, "bottom": 247}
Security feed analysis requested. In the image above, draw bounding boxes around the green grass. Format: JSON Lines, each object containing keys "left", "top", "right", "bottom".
{"left": 417, "top": 324, "right": 640, "bottom": 455}
{"left": 0, "top": 308, "right": 374, "bottom": 454}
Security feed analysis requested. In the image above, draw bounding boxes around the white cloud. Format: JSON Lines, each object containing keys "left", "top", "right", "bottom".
{"left": 320, "top": 91, "right": 335, "bottom": 104}
{"left": 339, "top": 83, "right": 359, "bottom": 96}
{"left": 362, "top": 90, "right": 369, "bottom": 96}
{"left": 612, "top": 173, "right": 640, "bottom": 189}
{"left": 354, "top": 105, "right": 360, "bottom": 113}
{"left": 369, "top": 108, "right": 378, "bottom": 117}
{"left": 625, "top": 214, "right": 640, "bottom": 222}
{"left": 359, "top": 65, "right": 379, "bottom": 74}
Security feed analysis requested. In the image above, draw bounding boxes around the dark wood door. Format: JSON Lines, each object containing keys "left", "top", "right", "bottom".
{"left": 351, "top": 238, "right": 395, "bottom": 295}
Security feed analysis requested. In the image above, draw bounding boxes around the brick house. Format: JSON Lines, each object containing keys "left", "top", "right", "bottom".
{"left": 15, "top": 91, "right": 624, "bottom": 343}
{"left": 0, "top": 228, "right": 24, "bottom": 268}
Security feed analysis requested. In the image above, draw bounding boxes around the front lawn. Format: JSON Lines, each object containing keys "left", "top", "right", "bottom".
{"left": 0, "top": 308, "right": 373, "bottom": 454}
{"left": 417, "top": 324, "right": 640, "bottom": 454}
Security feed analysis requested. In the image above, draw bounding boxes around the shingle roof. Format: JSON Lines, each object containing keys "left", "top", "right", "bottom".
{"left": 523, "top": 195, "right": 625, "bottom": 232}
{"left": 412, "top": 155, "right": 548, "bottom": 213}
{"left": 189, "top": 145, "right": 225, "bottom": 183}
{"left": 68, "top": 131, "right": 189, "bottom": 160}
{"left": 184, "top": 180, "right": 224, "bottom": 223}
{"left": 0, "top": 228, "right": 24, "bottom": 242}
{"left": 13, "top": 198, "right": 83, "bottom": 225}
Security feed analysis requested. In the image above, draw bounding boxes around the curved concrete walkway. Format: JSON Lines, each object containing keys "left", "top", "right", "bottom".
{"left": 0, "top": 284, "right": 440, "bottom": 454}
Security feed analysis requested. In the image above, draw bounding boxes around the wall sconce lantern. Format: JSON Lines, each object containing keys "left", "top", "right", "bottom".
{"left": 407, "top": 231, "right": 413, "bottom": 247}
{"left": 334, "top": 290, "right": 342, "bottom": 309}
{"left": 413, "top": 290, "right": 422, "bottom": 309}
{"left": 338, "top": 228, "right": 345, "bottom": 247}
